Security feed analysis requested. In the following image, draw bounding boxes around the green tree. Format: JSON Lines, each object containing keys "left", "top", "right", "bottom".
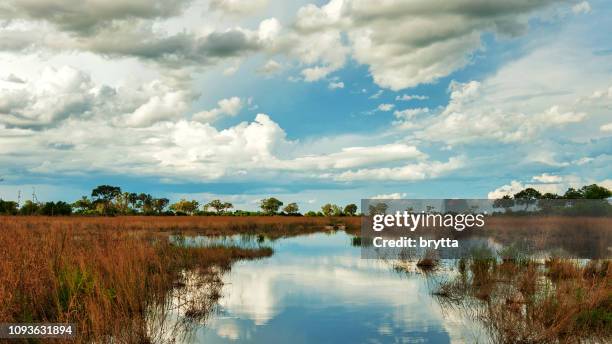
{"left": 205, "top": 199, "right": 233, "bottom": 214}
{"left": 563, "top": 187, "right": 583, "bottom": 199}
{"left": 152, "top": 198, "right": 170, "bottom": 214}
{"left": 321, "top": 203, "right": 342, "bottom": 216}
{"left": 170, "top": 199, "right": 200, "bottom": 215}
{"left": 343, "top": 204, "right": 358, "bottom": 216}
{"left": 137, "top": 193, "right": 154, "bottom": 214}
{"left": 91, "top": 185, "right": 121, "bottom": 215}
{"left": 492, "top": 195, "right": 515, "bottom": 213}
{"left": 283, "top": 202, "right": 299, "bottom": 215}
{"left": 72, "top": 196, "right": 92, "bottom": 213}
{"left": 260, "top": 197, "right": 283, "bottom": 215}
{"left": 0, "top": 199, "right": 18, "bottom": 215}
{"left": 513, "top": 188, "right": 542, "bottom": 211}
{"left": 19, "top": 200, "right": 40, "bottom": 215}
{"left": 91, "top": 185, "right": 121, "bottom": 202}
{"left": 39, "top": 201, "right": 72, "bottom": 216}
{"left": 368, "top": 202, "right": 388, "bottom": 215}
{"left": 580, "top": 184, "right": 612, "bottom": 199}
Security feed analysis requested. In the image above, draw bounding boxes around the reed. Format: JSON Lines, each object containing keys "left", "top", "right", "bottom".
{"left": 0, "top": 216, "right": 277, "bottom": 343}
{"left": 433, "top": 256, "right": 611, "bottom": 343}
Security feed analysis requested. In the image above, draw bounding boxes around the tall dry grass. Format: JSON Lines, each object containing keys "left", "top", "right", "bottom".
{"left": 0, "top": 216, "right": 284, "bottom": 343}
{"left": 433, "top": 255, "right": 611, "bottom": 343}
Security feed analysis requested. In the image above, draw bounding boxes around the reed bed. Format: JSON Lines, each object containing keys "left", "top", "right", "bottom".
{"left": 433, "top": 254, "right": 611, "bottom": 343}
{"left": 0, "top": 216, "right": 288, "bottom": 343}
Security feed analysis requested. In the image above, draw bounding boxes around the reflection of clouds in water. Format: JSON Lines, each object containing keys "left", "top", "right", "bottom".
{"left": 214, "top": 320, "right": 240, "bottom": 341}
{"left": 207, "top": 233, "right": 488, "bottom": 343}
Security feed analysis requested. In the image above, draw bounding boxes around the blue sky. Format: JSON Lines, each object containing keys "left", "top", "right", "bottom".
{"left": 0, "top": 0, "right": 610, "bottom": 211}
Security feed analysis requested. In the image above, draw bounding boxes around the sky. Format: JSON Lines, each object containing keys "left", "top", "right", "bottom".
{"left": 0, "top": 0, "right": 611, "bottom": 211}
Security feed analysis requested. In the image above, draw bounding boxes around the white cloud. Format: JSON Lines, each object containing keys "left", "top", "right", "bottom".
{"left": 336, "top": 157, "right": 464, "bottom": 182}
{"left": 209, "top": 0, "right": 269, "bottom": 15}
{"left": 369, "top": 90, "right": 383, "bottom": 99}
{"left": 258, "top": 59, "right": 283, "bottom": 75}
{"left": 377, "top": 103, "right": 394, "bottom": 112}
{"left": 371, "top": 192, "right": 406, "bottom": 200}
{"left": 572, "top": 1, "right": 591, "bottom": 14}
{"left": 396, "top": 94, "right": 428, "bottom": 101}
{"left": 601, "top": 123, "right": 612, "bottom": 132}
{"left": 328, "top": 81, "right": 344, "bottom": 89}
{"left": 293, "top": 0, "right": 563, "bottom": 90}
{"left": 123, "top": 91, "right": 189, "bottom": 127}
{"left": 532, "top": 173, "right": 563, "bottom": 183}
{"left": 393, "top": 107, "right": 429, "bottom": 120}
{"left": 192, "top": 97, "right": 244, "bottom": 123}
{"left": 0, "top": 66, "right": 97, "bottom": 128}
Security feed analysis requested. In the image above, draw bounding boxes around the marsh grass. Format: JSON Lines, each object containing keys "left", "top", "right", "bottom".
{"left": 0, "top": 216, "right": 282, "bottom": 343}
{"left": 432, "top": 252, "right": 611, "bottom": 343}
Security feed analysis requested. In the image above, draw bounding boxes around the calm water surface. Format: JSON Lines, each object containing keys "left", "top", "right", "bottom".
{"left": 171, "top": 232, "right": 488, "bottom": 343}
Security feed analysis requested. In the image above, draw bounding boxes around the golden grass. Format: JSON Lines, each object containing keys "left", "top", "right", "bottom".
{"left": 433, "top": 256, "right": 612, "bottom": 343}
{"left": 0, "top": 216, "right": 325, "bottom": 343}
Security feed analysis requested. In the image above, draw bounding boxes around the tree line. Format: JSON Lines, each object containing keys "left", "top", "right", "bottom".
{"left": 0, "top": 185, "right": 360, "bottom": 217}
{"left": 492, "top": 184, "right": 611, "bottom": 215}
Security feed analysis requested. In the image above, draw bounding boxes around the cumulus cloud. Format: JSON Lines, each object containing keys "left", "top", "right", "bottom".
{"left": 285, "top": 0, "right": 564, "bottom": 90}
{"left": 123, "top": 91, "right": 189, "bottom": 127}
{"left": 336, "top": 156, "right": 464, "bottom": 182}
{"left": 0, "top": 0, "right": 190, "bottom": 34}
{"left": 193, "top": 97, "right": 244, "bottom": 123}
{"left": 209, "top": 0, "right": 269, "bottom": 15}
{"left": 412, "top": 78, "right": 593, "bottom": 144}
{"left": 601, "top": 123, "right": 612, "bottom": 132}
{"left": 0, "top": 66, "right": 97, "bottom": 129}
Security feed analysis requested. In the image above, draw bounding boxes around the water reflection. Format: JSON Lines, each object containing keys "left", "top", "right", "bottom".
{"left": 170, "top": 232, "right": 488, "bottom": 343}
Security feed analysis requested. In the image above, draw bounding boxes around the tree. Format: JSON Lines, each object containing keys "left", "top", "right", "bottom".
{"left": 91, "top": 185, "right": 121, "bottom": 215}
{"left": 0, "top": 199, "right": 18, "bottom": 215}
{"left": 20, "top": 200, "right": 40, "bottom": 215}
{"left": 170, "top": 199, "right": 199, "bottom": 215}
{"left": 513, "top": 188, "right": 541, "bottom": 211}
{"left": 91, "top": 185, "right": 121, "bottom": 202}
{"left": 368, "top": 202, "right": 388, "bottom": 215}
{"left": 72, "top": 196, "right": 92, "bottom": 213}
{"left": 137, "top": 193, "right": 154, "bottom": 214}
{"left": 343, "top": 204, "right": 358, "bottom": 216}
{"left": 580, "top": 184, "right": 612, "bottom": 199}
{"left": 205, "top": 199, "right": 233, "bottom": 214}
{"left": 321, "top": 203, "right": 342, "bottom": 216}
{"left": 260, "top": 197, "right": 283, "bottom": 215}
{"left": 39, "top": 201, "right": 72, "bottom": 216}
{"left": 152, "top": 198, "right": 170, "bottom": 214}
{"left": 283, "top": 202, "right": 299, "bottom": 215}
{"left": 492, "top": 195, "right": 515, "bottom": 213}
{"left": 563, "top": 187, "right": 583, "bottom": 199}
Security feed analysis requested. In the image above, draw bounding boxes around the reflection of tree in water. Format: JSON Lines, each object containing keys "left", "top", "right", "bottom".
{"left": 147, "top": 267, "right": 227, "bottom": 343}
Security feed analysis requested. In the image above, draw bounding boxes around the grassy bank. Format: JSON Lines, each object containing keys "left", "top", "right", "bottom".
{"left": 0, "top": 216, "right": 287, "bottom": 343}
{"left": 0, "top": 215, "right": 361, "bottom": 238}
